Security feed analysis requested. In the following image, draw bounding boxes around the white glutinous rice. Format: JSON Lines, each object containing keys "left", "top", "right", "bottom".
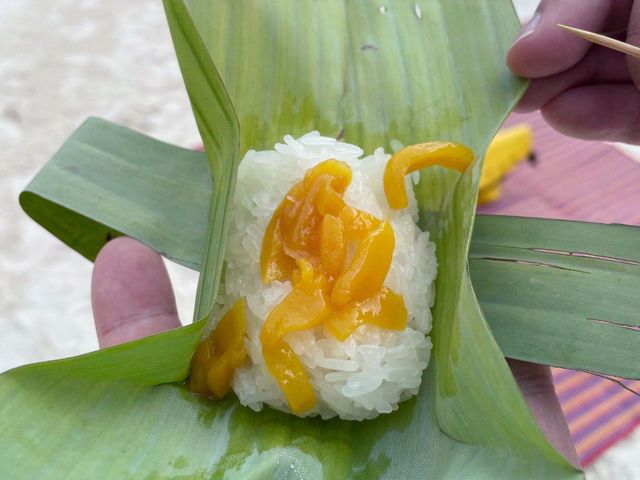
{"left": 216, "top": 131, "right": 437, "bottom": 421}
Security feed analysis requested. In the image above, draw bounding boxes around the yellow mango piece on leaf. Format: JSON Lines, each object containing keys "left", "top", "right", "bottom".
{"left": 383, "top": 142, "right": 474, "bottom": 210}
{"left": 188, "top": 299, "right": 247, "bottom": 400}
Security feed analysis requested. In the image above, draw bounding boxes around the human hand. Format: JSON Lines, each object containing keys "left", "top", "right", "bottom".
{"left": 507, "top": 0, "right": 640, "bottom": 144}
{"left": 91, "top": 237, "right": 579, "bottom": 466}
{"left": 507, "top": 358, "right": 579, "bottom": 466}
{"left": 91, "top": 237, "right": 181, "bottom": 348}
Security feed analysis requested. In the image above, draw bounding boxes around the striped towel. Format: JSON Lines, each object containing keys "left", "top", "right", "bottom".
{"left": 478, "top": 111, "right": 640, "bottom": 466}
{"left": 553, "top": 369, "right": 640, "bottom": 466}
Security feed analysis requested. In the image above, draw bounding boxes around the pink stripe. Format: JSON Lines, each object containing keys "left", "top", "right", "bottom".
{"left": 564, "top": 382, "right": 621, "bottom": 422}
{"left": 581, "top": 419, "right": 640, "bottom": 466}
{"left": 556, "top": 375, "right": 603, "bottom": 404}
{"left": 571, "top": 394, "right": 640, "bottom": 444}
{"left": 552, "top": 368, "right": 577, "bottom": 383}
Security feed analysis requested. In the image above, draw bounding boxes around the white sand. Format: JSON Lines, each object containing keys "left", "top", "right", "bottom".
{"left": 0, "top": 0, "right": 200, "bottom": 372}
{"left": 0, "top": 0, "right": 636, "bottom": 477}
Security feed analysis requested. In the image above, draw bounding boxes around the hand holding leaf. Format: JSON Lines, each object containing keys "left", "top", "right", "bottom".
{"left": 91, "top": 236, "right": 579, "bottom": 467}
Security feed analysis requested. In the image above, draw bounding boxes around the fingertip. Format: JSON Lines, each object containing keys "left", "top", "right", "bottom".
{"left": 507, "top": 11, "right": 542, "bottom": 77}
{"left": 508, "top": 0, "right": 609, "bottom": 78}
{"left": 92, "top": 237, "right": 181, "bottom": 348}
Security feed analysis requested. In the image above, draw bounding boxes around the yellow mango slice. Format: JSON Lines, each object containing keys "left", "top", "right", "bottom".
{"left": 478, "top": 124, "right": 532, "bottom": 205}
{"left": 383, "top": 142, "right": 474, "bottom": 209}
{"left": 260, "top": 160, "right": 351, "bottom": 282}
{"left": 260, "top": 265, "right": 331, "bottom": 346}
{"left": 207, "top": 347, "right": 247, "bottom": 399}
{"left": 262, "top": 341, "right": 317, "bottom": 414}
{"left": 324, "top": 287, "right": 407, "bottom": 341}
{"left": 260, "top": 260, "right": 330, "bottom": 413}
{"left": 188, "top": 334, "right": 215, "bottom": 396}
{"left": 188, "top": 299, "right": 247, "bottom": 400}
{"left": 320, "top": 214, "right": 346, "bottom": 277}
{"left": 260, "top": 202, "right": 297, "bottom": 283}
{"left": 330, "top": 219, "right": 395, "bottom": 308}
{"left": 316, "top": 180, "right": 346, "bottom": 216}
{"left": 338, "top": 206, "right": 380, "bottom": 240}
{"left": 302, "top": 158, "right": 352, "bottom": 194}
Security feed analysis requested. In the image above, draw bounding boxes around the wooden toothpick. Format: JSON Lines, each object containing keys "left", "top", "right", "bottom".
{"left": 557, "top": 24, "right": 640, "bottom": 59}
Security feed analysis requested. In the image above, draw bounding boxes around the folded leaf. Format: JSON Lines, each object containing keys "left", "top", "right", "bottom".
{"left": 19, "top": 118, "right": 210, "bottom": 266}
{"left": 164, "top": 0, "right": 240, "bottom": 321}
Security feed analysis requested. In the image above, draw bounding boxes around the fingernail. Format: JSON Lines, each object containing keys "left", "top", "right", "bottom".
{"left": 512, "top": 12, "right": 541, "bottom": 45}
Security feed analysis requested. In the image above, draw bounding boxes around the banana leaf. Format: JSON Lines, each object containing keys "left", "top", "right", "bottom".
{"left": 470, "top": 216, "right": 640, "bottom": 377}
{"left": 5, "top": 0, "right": 629, "bottom": 477}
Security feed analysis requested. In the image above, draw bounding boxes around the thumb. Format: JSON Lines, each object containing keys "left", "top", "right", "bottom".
{"left": 627, "top": 0, "right": 640, "bottom": 89}
{"left": 91, "top": 237, "right": 181, "bottom": 348}
{"left": 507, "top": 359, "right": 580, "bottom": 467}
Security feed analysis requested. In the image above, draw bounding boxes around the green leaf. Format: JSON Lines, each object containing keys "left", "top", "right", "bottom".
{"left": 163, "top": 0, "right": 240, "bottom": 321}
{"left": 469, "top": 215, "right": 640, "bottom": 378}
{"left": 0, "top": 348, "right": 577, "bottom": 480}
{"left": 19, "top": 118, "right": 210, "bottom": 267}
{"left": 3, "top": 0, "right": 596, "bottom": 478}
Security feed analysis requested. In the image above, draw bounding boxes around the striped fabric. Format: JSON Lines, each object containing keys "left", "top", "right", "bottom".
{"left": 553, "top": 370, "right": 640, "bottom": 466}
{"left": 477, "top": 111, "right": 640, "bottom": 467}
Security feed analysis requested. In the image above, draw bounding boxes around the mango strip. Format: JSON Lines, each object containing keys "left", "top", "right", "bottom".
{"left": 260, "top": 158, "right": 409, "bottom": 414}
{"left": 259, "top": 260, "right": 331, "bottom": 412}
{"left": 262, "top": 341, "right": 317, "bottom": 414}
{"left": 478, "top": 124, "right": 532, "bottom": 205}
{"left": 324, "top": 287, "right": 407, "bottom": 342}
{"left": 261, "top": 160, "right": 350, "bottom": 282}
{"left": 330, "top": 219, "right": 395, "bottom": 308}
{"left": 383, "top": 142, "right": 474, "bottom": 209}
{"left": 260, "top": 262, "right": 331, "bottom": 345}
{"left": 260, "top": 202, "right": 296, "bottom": 282}
{"left": 319, "top": 215, "right": 346, "bottom": 277}
{"left": 188, "top": 299, "right": 247, "bottom": 399}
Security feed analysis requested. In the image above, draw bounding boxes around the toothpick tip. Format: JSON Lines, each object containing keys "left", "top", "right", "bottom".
{"left": 555, "top": 24, "right": 640, "bottom": 60}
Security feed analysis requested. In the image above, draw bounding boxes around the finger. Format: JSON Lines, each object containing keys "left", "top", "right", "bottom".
{"left": 541, "top": 83, "right": 640, "bottom": 143}
{"left": 515, "top": 46, "right": 632, "bottom": 112}
{"left": 627, "top": 0, "right": 640, "bottom": 89}
{"left": 507, "top": 359, "right": 580, "bottom": 467}
{"left": 91, "top": 237, "right": 181, "bottom": 348}
{"left": 608, "top": 0, "right": 640, "bottom": 35}
{"left": 507, "top": 0, "right": 632, "bottom": 78}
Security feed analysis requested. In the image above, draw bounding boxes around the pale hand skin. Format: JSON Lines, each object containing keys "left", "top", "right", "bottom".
{"left": 508, "top": 0, "right": 640, "bottom": 144}
{"left": 92, "top": 237, "right": 579, "bottom": 466}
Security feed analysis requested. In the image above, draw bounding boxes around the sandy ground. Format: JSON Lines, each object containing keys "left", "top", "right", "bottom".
{"left": 0, "top": 0, "right": 638, "bottom": 478}
{"left": 0, "top": 0, "right": 200, "bottom": 373}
